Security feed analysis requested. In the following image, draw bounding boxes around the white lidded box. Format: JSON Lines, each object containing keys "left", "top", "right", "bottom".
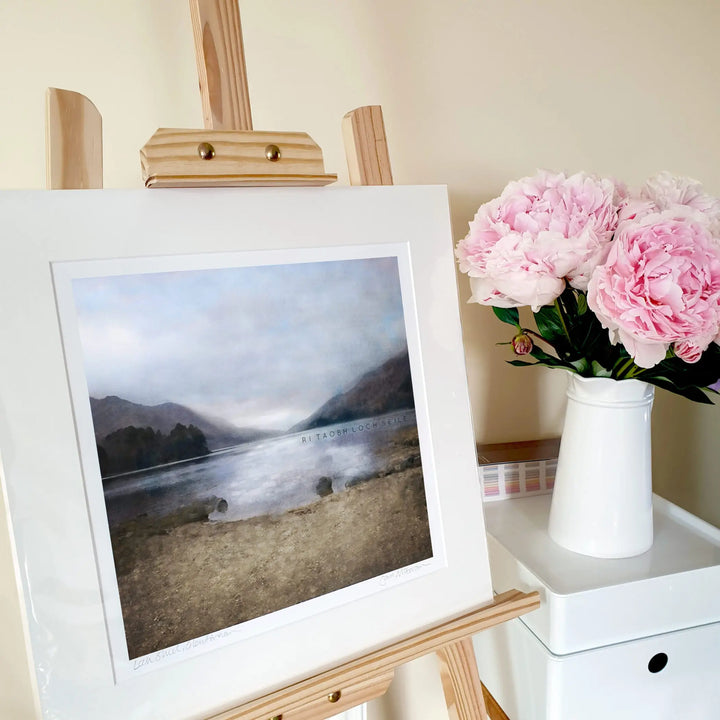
{"left": 473, "top": 493, "right": 720, "bottom": 719}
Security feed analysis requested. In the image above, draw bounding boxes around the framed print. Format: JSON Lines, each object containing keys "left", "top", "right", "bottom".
{"left": 0, "top": 186, "right": 492, "bottom": 720}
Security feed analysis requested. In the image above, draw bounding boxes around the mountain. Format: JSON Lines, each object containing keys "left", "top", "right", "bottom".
{"left": 291, "top": 350, "right": 415, "bottom": 432}
{"left": 89, "top": 396, "right": 273, "bottom": 450}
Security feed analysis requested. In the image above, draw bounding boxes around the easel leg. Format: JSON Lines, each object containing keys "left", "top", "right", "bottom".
{"left": 481, "top": 684, "right": 510, "bottom": 720}
{"left": 436, "top": 638, "right": 489, "bottom": 720}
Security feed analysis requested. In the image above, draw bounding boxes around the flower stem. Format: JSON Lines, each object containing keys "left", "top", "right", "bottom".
{"left": 624, "top": 365, "right": 646, "bottom": 380}
{"left": 525, "top": 329, "right": 554, "bottom": 346}
{"left": 614, "top": 358, "right": 636, "bottom": 379}
{"left": 553, "top": 298, "right": 573, "bottom": 346}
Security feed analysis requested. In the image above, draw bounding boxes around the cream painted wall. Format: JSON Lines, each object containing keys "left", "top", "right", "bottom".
{"left": 1, "top": 0, "right": 719, "bottom": 718}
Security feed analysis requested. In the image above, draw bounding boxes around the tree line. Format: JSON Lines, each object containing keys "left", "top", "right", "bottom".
{"left": 97, "top": 423, "right": 210, "bottom": 477}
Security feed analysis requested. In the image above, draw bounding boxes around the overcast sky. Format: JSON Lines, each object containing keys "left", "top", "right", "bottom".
{"left": 71, "top": 256, "right": 408, "bottom": 431}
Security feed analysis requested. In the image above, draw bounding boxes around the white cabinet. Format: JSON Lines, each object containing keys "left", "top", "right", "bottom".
{"left": 474, "top": 494, "right": 720, "bottom": 719}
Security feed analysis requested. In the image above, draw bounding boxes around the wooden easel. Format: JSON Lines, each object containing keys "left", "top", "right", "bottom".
{"left": 45, "top": 2, "right": 540, "bottom": 719}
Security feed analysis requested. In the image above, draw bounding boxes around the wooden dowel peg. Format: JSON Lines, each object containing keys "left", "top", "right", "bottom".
{"left": 342, "top": 105, "right": 393, "bottom": 186}
{"left": 46, "top": 88, "right": 103, "bottom": 189}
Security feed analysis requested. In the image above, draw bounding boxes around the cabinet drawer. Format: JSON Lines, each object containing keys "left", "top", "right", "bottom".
{"left": 474, "top": 617, "right": 720, "bottom": 720}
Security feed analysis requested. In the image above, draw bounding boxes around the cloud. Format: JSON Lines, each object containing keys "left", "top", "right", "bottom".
{"left": 71, "top": 256, "right": 409, "bottom": 430}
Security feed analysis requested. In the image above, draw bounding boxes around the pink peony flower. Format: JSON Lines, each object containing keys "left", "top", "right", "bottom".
{"left": 644, "top": 171, "right": 720, "bottom": 218}
{"left": 456, "top": 170, "right": 620, "bottom": 310}
{"left": 619, "top": 172, "right": 720, "bottom": 237}
{"left": 588, "top": 210, "right": 720, "bottom": 368}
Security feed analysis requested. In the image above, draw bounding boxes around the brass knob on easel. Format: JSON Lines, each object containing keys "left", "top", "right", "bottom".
{"left": 327, "top": 690, "right": 342, "bottom": 703}
{"left": 197, "top": 142, "right": 216, "bottom": 160}
{"left": 265, "top": 144, "right": 281, "bottom": 162}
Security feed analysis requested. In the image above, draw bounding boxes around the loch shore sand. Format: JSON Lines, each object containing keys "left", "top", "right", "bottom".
{"left": 110, "top": 432, "right": 432, "bottom": 660}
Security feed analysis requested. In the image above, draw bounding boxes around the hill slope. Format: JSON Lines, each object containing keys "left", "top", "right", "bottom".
{"left": 89, "top": 396, "right": 272, "bottom": 450}
{"left": 291, "top": 350, "right": 415, "bottom": 432}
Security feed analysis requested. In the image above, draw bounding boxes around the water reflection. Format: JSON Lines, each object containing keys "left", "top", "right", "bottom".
{"left": 104, "top": 410, "right": 416, "bottom": 526}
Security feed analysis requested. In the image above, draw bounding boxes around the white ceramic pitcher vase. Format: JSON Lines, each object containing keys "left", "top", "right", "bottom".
{"left": 548, "top": 373, "right": 655, "bottom": 559}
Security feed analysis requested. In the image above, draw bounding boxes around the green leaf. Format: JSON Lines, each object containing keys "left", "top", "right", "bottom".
{"left": 590, "top": 360, "right": 612, "bottom": 377}
{"left": 528, "top": 345, "right": 560, "bottom": 362}
{"left": 559, "top": 288, "right": 579, "bottom": 318}
{"left": 577, "top": 293, "right": 588, "bottom": 315}
{"left": 507, "top": 359, "right": 538, "bottom": 367}
{"left": 642, "top": 344, "right": 720, "bottom": 396}
{"left": 533, "top": 306, "right": 569, "bottom": 348}
{"left": 492, "top": 306, "right": 520, "bottom": 327}
{"left": 645, "top": 376, "right": 715, "bottom": 404}
{"left": 669, "top": 386, "right": 713, "bottom": 404}
{"left": 528, "top": 346, "right": 576, "bottom": 370}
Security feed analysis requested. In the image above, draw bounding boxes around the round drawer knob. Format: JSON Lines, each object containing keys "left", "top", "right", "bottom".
{"left": 648, "top": 652, "right": 668, "bottom": 673}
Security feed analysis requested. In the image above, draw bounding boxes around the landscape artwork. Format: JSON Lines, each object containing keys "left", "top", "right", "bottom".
{"left": 59, "top": 248, "right": 437, "bottom": 671}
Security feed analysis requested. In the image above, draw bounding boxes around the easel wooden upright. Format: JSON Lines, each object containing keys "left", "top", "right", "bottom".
{"left": 45, "top": 2, "right": 540, "bottom": 719}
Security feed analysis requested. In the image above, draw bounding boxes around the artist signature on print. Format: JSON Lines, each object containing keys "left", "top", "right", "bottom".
{"left": 132, "top": 627, "right": 237, "bottom": 671}
{"left": 378, "top": 560, "right": 433, "bottom": 587}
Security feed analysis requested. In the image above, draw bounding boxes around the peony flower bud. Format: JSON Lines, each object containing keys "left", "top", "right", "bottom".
{"left": 512, "top": 332, "right": 533, "bottom": 355}
{"left": 674, "top": 340, "right": 703, "bottom": 364}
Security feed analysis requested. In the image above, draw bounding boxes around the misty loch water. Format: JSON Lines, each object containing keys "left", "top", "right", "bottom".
{"left": 103, "top": 410, "right": 418, "bottom": 527}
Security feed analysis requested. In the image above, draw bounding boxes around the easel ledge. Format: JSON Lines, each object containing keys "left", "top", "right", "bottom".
{"left": 205, "top": 590, "right": 540, "bottom": 720}
{"left": 43, "top": 3, "right": 541, "bottom": 720}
